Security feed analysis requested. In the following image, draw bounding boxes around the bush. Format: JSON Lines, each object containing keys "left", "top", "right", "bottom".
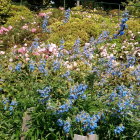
{"left": 125, "top": 0, "right": 140, "bottom": 17}
{"left": 0, "top": 0, "right": 12, "bottom": 24}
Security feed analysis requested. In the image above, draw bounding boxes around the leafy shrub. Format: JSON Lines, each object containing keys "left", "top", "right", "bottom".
{"left": 0, "top": 0, "right": 12, "bottom": 24}
{"left": 125, "top": 0, "right": 140, "bottom": 17}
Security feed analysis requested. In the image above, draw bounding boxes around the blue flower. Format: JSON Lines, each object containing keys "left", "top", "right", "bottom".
{"left": 29, "top": 61, "right": 35, "bottom": 72}
{"left": 114, "top": 125, "right": 125, "bottom": 134}
{"left": 37, "top": 86, "right": 51, "bottom": 103}
{"left": 10, "top": 101, "right": 17, "bottom": 106}
{"left": 63, "top": 8, "right": 71, "bottom": 23}
{"left": 15, "top": 63, "right": 22, "bottom": 71}
{"left": 2, "top": 98, "right": 9, "bottom": 104}
{"left": 63, "top": 121, "right": 71, "bottom": 133}
{"left": 9, "top": 106, "right": 14, "bottom": 111}
{"left": 29, "top": 38, "right": 39, "bottom": 51}
{"left": 53, "top": 60, "right": 60, "bottom": 71}
{"left": 57, "top": 119, "right": 64, "bottom": 127}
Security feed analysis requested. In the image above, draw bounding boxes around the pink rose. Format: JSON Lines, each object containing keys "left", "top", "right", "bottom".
{"left": 18, "top": 47, "right": 27, "bottom": 54}
{"left": 38, "top": 13, "right": 46, "bottom": 17}
{"left": 31, "top": 28, "right": 37, "bottom": 33}
{"left": 8, "top": 25, "right": 13, "bottom": 30}
{"left": 1, "top": 27, "right": 9, "bottom": 32}
{"left": 22, "top": 25, "right": 28, "bottom": 30}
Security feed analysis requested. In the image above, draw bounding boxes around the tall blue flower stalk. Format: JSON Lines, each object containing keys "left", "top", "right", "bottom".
{"left": 42, "top": 16, "right": 50, "bottom": 33}
{"left": 113, "top": 11, "right": 129, "bottom": 39}
{"left": 58, "top": 39, "right": 65, "bottom": 58}
{"left": 63, "top": 8, "right": 71, "bottom": 23}
{"left": 72, "top": 38, "right": 81, "bottom": 59}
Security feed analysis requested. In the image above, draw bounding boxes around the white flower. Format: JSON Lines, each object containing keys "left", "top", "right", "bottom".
{"left": 0, "top": 51, "right": 5, "bottom": 55}
{"left": 122, "top": 46, "right": 126, "bottom": 49}
{"left": 73, "top": 62, "right": 77, "bottom": 67}
{"left": 14, "top": 45, "right": 17, "bottom": 48}
{"left": 9, "top": 58, "right": 13, "bottom": 62}
{"left": 24, "top": 43, "right": 28, "bottom": 46}
{"left": 85, "top": 43, "right": 90, "bottom": 47}
{"left": 25, "top": 53, "right": 29, "bottom": 57}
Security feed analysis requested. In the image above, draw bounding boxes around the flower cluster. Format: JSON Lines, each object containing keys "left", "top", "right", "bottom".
{"left": 38, "top": 60, "right": 48, "bottom": 75}
{"left": 69, "top": 84, "right": 88, "bottom": 100}
{"left": 109, "top": 85, "right": 138, "bottom": 114}
{"left": 57, "top": 119, "right": 71, "bottom": 133}
{"left": 42, "top": 15, "right": 50, "bottom": 33}
{"left": 53, "top": 60, "right": 60, "bottom": 71}
{"left": 63, "top": 8, "right": 71, "bottom": 23}
{"left": 131, "top": 65, "right": 140, "bottom": 85}
{"left": 114, "top": 125, "right": 125, "bottom": 134}
{"left": 113, "top": 11, "right": 129, "bottom": 39}
{"left": 2, "top": 98, "right": 17, "bottom": 114}
{"left": 37, "top": 86, "right": 51, "bottom": 103}
{"left": 29, "top": 61, "right": 35, "bottom": 72}
{"left": 0, "top": 26, "right": 12, "bottom": 35}
{"left": 56, "top": 100, "right": 72, "bottom": 114}
{"left": 15, "top": 63, "right": 22, "bottom": 72}
{"left": 29, "top": 38, "right": 40, "bottom": 52}
{"left": 95, "top": 31, "right": 110, "bottom": 44}
{"left": 73, "top": 38, "right": 81, "bottom": 54}
{"left": 126, "top": 55, "right": 136, "bottom": 68}
{"left": 56, "top": 84, "right": 88, "bottom": 115}
{"left": 75, "top": 111, "right": 101, "bottom": 134}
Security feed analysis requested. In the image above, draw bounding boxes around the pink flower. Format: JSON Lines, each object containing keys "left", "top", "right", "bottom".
{"left": 45, "top": 55, "right": 49, "bottom": 59}
{"left": 15, "top": 56, "right": 19, "bottom": 59}
{"left": 38, "top": 13, "right": 46, "bottom": 17}
{"left": 59, "top": 7, "right": 64, "bottom": 10}
{"left": 8, "top": 25, "right": 13, "bottom": 30}
{"left": 38, "top": 48, "right": 46, "bottom": 53}
{"left": 1, "top": 27, "right": 9, "bottom": 32}
{"left": 31, "top": 28, "right": 37, "bottom": 33}
{"left": 32, "top": 52, "right": 40, "bottom": 56}
{"left": 25, "top": 58, "right": 30, "bottom": 61}
{"left": 22, "top": 25, "right": 28, "bottom": 30}
{"left": 48, "top": 43, "right": 57, "bottom": 53}
{"left": 18, "top": 47, "right": 27, "bottom": 54}
{"left": 0, "top": 29, "right": 3, "bottom": 34}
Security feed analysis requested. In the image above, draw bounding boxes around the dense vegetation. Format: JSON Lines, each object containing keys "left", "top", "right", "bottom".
{"left": 0, "top": 2, "right": 140, "bottom": 140}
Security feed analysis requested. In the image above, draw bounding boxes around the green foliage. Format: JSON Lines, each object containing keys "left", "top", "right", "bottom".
{"left": 125, "top": 0, "right": 140, "bottom": 16}
{"left": 0, "top": 0, "right": 12, "bottom": 24}
{"left": 0, "top": 5, "right": 140, "bottom": 140}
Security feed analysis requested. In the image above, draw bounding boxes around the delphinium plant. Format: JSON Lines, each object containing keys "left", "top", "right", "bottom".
{"left": 113, "top": 11, "right": 129, "bottom": 39}
{"left": 63, "top": 8, "right": 71, "bottom": 23}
